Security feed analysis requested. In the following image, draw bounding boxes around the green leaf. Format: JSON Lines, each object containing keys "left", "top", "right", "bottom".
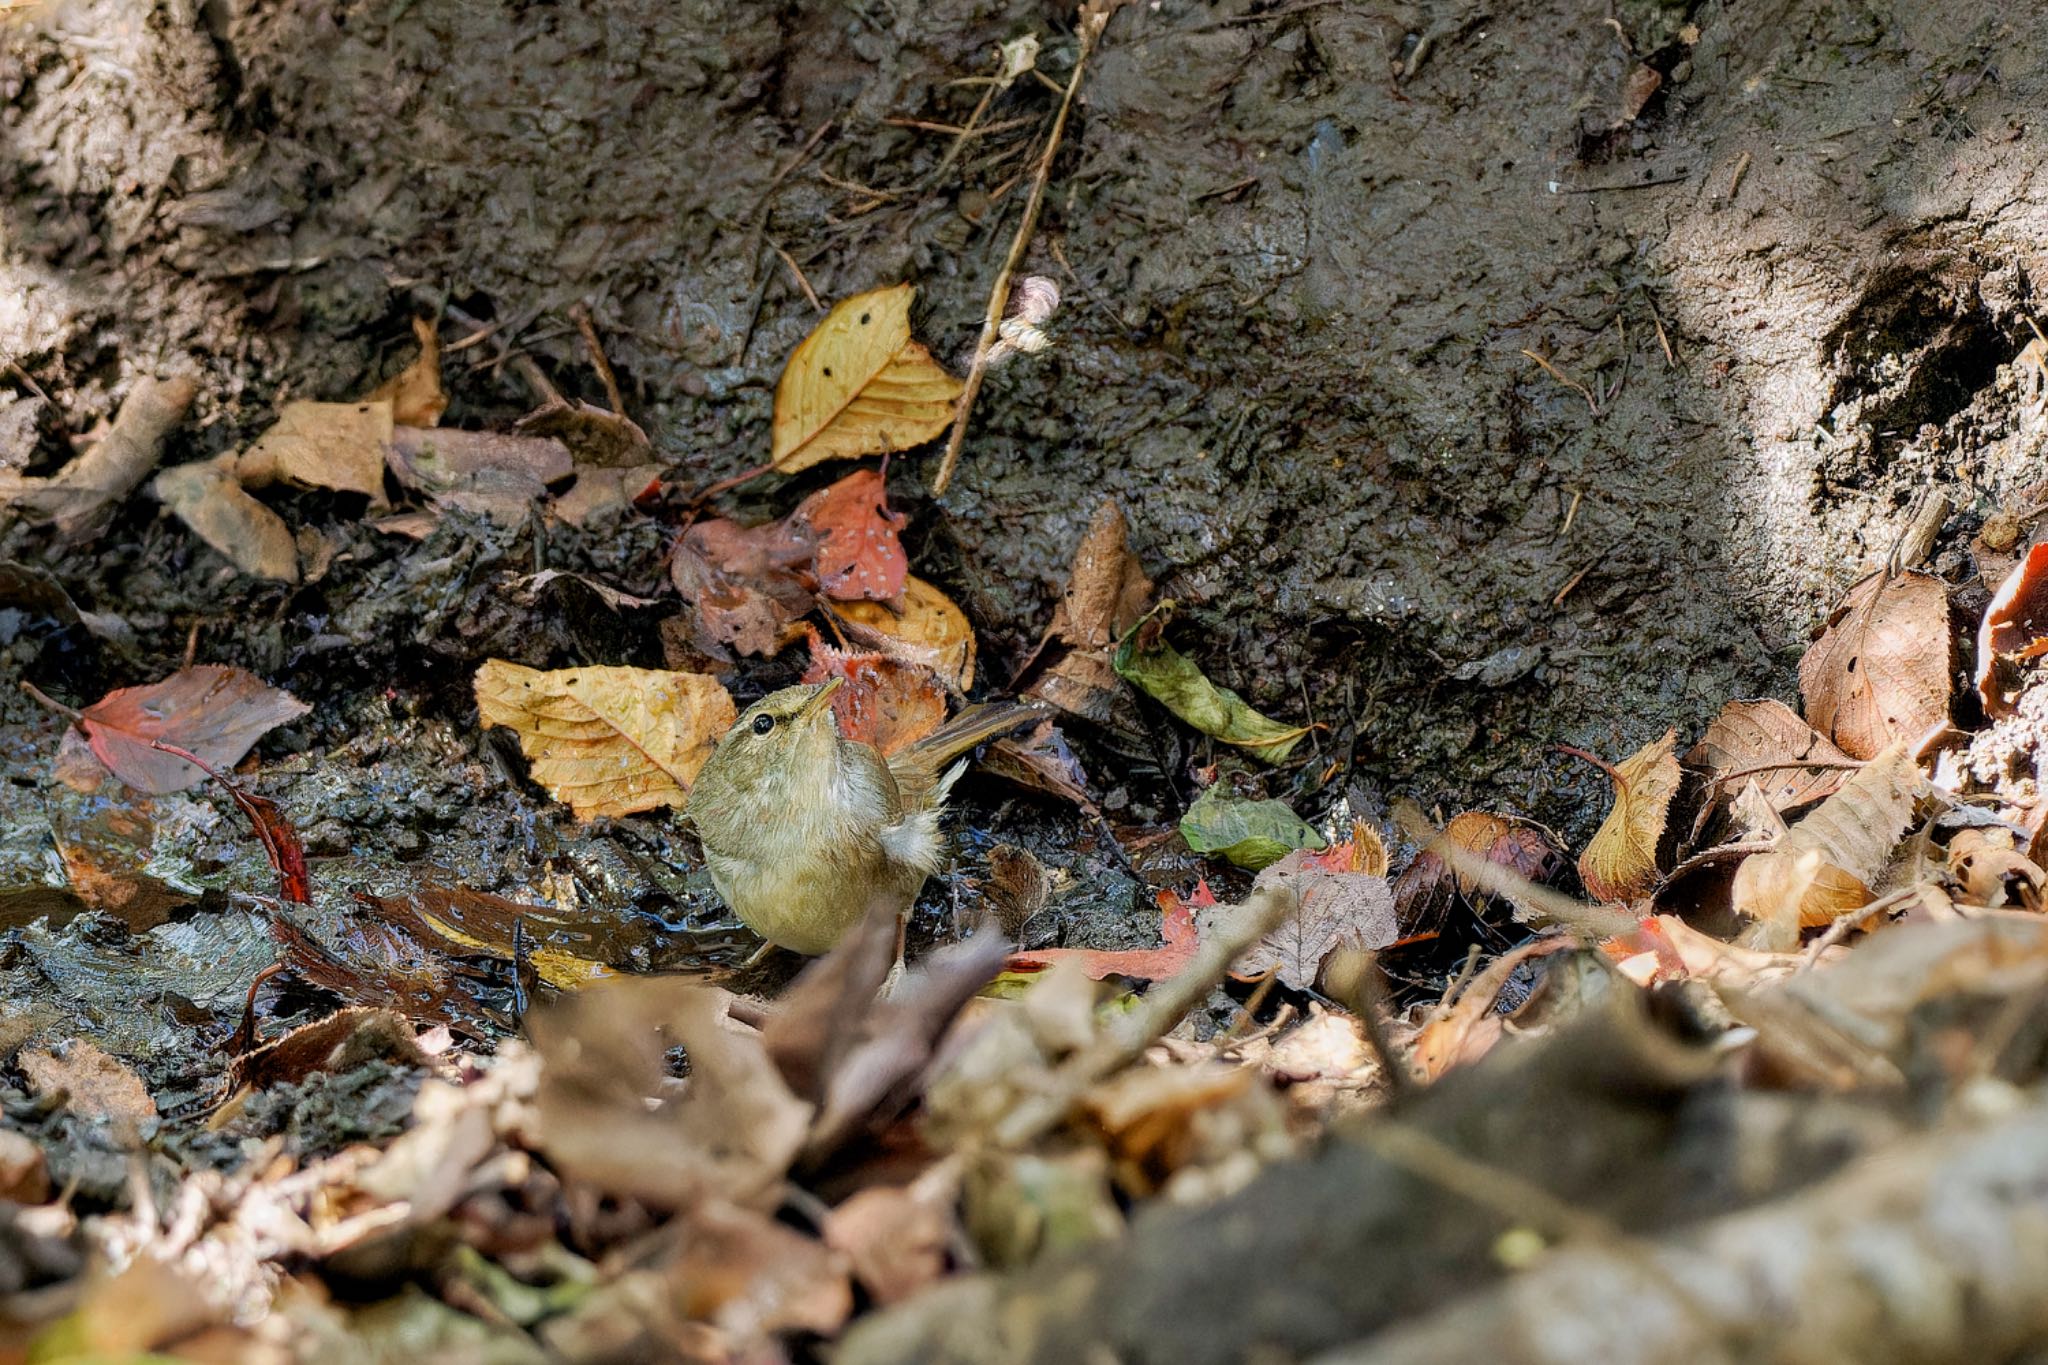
{"left": 1180, "top": 786, "right": 1326, "bottom": 869}
{"left": 1111, "top": 603, "right": 1314, "bottom": 764}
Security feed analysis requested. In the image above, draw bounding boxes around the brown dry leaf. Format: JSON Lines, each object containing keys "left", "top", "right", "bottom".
{"left": 1408, "top": 938, "right": 1576, "bottom": 1081}
{"left": 982, "top": 719, "right": 1098, "bottom": 815}
{"left": 2, "top": 375, "right": 197, "bottom": 541}
{"left": 1233, "top": 849, "right": 1398, "bottom": 990}
{"left": 20, "top": 1038, "right": 157, "bottom": 1126}
{"left": 72, "top": 663, "right": 310, "bottom": 795}
{"left": 1948, "top": 828, "right": 2046, "bottom": 910}
{"left": 515, "top": 396, "right": 653, "bottom": 467}
{"left": 1079, "top": 1061, "right": 1284, "bottom": 1199}
{"left": 1732, "top": 742, "right": 1924, "bottom": 950}
{"left": 772, "top": 284, "right": 963, "bottom": 474}
{"left": 153, "top": 452, "right": 302, "bottom": 582}
{"left": 1022, "top": 500, "right": 1153, "bottom": 725}
{"left": 386, "top": 426, "right": 572, "bottom": 523}
{"left": 1392, "top": 810, "right": 1566, "bottom": 927}
{"left": 529, "top": 978, "right": 812, "bottom": 1211}
{"left": 670, "top": 515, "right": 818, "bottom": 660}
{"left": 824, "top": 1166, "right": 959, "bottom": 1306}
{"left": 237, "top": 399, "right": 393, "bottom": 503}
{"left": 1685, "top": 698, "right": 1856, "bottom": 813}
{"left": 367, "top": 317, "right": 448, "bottom": 427}
{"left": 550, "top": 462, "right": 662, "bottom": 528}
{"left": 1799, "top": 567, "right": 1953, "bottom": 759}
{"left": 832, "top": 574, "right": 977, "bottom": 691}
{"left": 473, "top": 660, "right": 734, "bottom": 818}
{"left": 801, "top": 632, "right": 946, "bottom": 756}
{"left": 1574, "top": 729, "right": 1681, "bottom": 903}
{"left": 1977, "top": 543, "right": 2048, "bottom": 718}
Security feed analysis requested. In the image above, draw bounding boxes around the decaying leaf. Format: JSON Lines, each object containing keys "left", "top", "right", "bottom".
{"left": 1575, "top": 729, "right": 1682, "bottom": 903}
{"left": 237, "top": 399, "right": 394, "bottom": 503}
{"left": 65, "top": 664, "right": 310, "bottom": 795}
{"left": 1948, "top": 828, "right": 2046, "bottom": 910}
{"left": 153, "top": 452, "right": 302, "bottom": 582}
{"left": 367, "top": 317, "right": 448, "bottom": 427}
{"left": 1301, "top": 822, "right": 1390, "bottom": 877}
{"left": 515, "top": 396, "right": 654, "bottom": 467}
{"left": 1113, "top": 603, "right": 1313, "bottom": 764}
{"left": 20, "top": 1039, "right": 156, "bottom": 1127}
{"left": 831, "top": 574, "right": 977, "bottom": 691}
{"left": 982, "top": 719, "right": 1098, "bottom": 814}
{"left": 1022, "top": 500, "right": 1153, "bottom": 725}
{"left": 1233, "top": 848, "right": 1398, "bottom": 989}
{"left": 1799, "top": 568, "right": 1953, "bottom": 759}
{"left": 794, "top": 467, "right": 908, "bottom": 602}
{"left": 0, "top": 560, "right": 131, "bottom": 642}
{"left": 474, "top": 660, "right": 734, "bottom": 818}
{"left": 1008, "top": 887, "right": 1202, "bottom": 981}
{"left": 1392, "top": 811, "right": 1567, "bottom": 928}
{"left": 802, "top": 632, "right": 946, "bottom": 756}
{"left": 772, "top": 284, "right": 963, "bottom": 474}
{"left": 386, "top": 426, "right": 572, "bottom": 523}
{"left": 0, "top": 374, "right": 196, "bottom": 540}
{"left": 670, "top": 516, "right": 818, "bottom": 660}
{"left": 825, "top": 1168, "right": 959, "bottom": 1306}
{"left": 1686, "top": 698, "right": 1856, "bottom": 814}
{"left": 1732, "top": 742, "right": 1925, "bottom": 950}
{"left": 1180, "top": 786, "right": 1325, "bottom": 870}
{"left": 1977, "top": 543, "right": 2048, "bottom": 719}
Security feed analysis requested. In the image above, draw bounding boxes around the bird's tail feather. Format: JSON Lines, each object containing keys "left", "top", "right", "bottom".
{"left": 899, "top": 700, "right": 1044, "bottom": 773}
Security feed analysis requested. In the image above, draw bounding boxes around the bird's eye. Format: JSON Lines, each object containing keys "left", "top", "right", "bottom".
{"left": 751, "top": 713, "right": 776, "bottom": 735}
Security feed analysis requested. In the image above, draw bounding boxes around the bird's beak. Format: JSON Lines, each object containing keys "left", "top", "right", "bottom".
{"left": 798, "top": 675, "right": 844, "bottom": 723}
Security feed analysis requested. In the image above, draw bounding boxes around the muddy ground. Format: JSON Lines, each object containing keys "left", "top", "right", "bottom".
{"left": 0, "top": 0, "right": 2045, "bottom": 1255}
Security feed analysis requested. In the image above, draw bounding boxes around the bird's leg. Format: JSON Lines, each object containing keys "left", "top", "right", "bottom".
{"left": 879, "top": 909, "right": 910, "bottom": 999}
{"left": 741, "top": 938, "right": 781, "bottom": 969}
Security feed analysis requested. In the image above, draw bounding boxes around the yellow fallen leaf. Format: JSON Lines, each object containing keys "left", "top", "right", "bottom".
{"left": 236, "top": 399, "right": 393, "bottom": 503}
{"left": 772, "top": 284, "right": 963, "bottom": 474}
{"left": 474, "top": 661, "right": 735, "bottom": 819}
{"left": 833, "top": 574, "right": 977, "bottom": 691}
{"left": 1575, "top": 729, "right": 1681, "bottom": 903}
{"left": 1732, "top": 742, "right": 1923, "bottom": 950}
{"left": 368, "top": 316, "right": 449, "bottom": 427}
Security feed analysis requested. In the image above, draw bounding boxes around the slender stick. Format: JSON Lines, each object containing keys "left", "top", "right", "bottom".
{"left": 930, "top": 13, "right": 1111, "bottom": 495}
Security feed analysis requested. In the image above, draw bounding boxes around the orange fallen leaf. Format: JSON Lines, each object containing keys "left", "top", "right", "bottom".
{"left": 69, "top": 664, "right": 310, "bottom": 795}
{"left": 794, "top": 466, "right": 909, "bottom": 602}
{"left": 772, "top": 284, "right": 963, "bottom": 473}
{"left": 474, "top": 660, "right": 734, "bottom": 819}
{"left": 832, "top": 573, "right": 977, "bottom": 691}
{"left": 802, "top": 632, "right": 946, "bottom": 756}
{"left": 1574, "top": 729, "right": 1681, "bottom": 903}
{"left": 1007, "top": 885, "right": 1205, "bottom": 981}
{"left": 367, "top": 316, "right": 448, "bottom": 427}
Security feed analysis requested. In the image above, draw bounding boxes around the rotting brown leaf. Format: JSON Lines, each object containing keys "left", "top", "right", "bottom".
{"left": 1799, "top": 567, "right": 1953, "bottom": 759}
{"left": 1392, "top": 810, "right": 1566, "bottom": 928}
{"left": 830, "top": 574, "right": 978, "bottom": 691}
{"left": 1576, "top": 729, "right": 1682, "bottom": 903}
{"left": 825, "top": 1165, "right": 959, "bottom": 1306}
{"left": 515, "top": 395, "right": 653, "bottom": 467}
{"left": 0, "top": 374, "right": 196, "bottom": 541}
{"left": 1233, "top": 849, "right": 1398, "bottom": 990}
{"left": 772, "top": 284, "right": 963, "bottom": 474}
{"left": 153, "top": 452, "right": 303, "bottom": 582}
{"left": 982, "top": 719, "right": 1097, "bottom": 814}
{"left": 529, "top": 978, "right": 812, "bottom": 1211}
{"left": 1686, "top": 698, "right": 1856, "bottom": 814}
{"left": 386, "top": 426, "right": 572, "bottom": 523}
{"left": 237, "top": 399, "right": 394, "bottom": 503}
{"left": 1732, "top": 742, "right": 1924, "bottom": 950}
{"left": 1021, "top": 499, "right": 1153, "bottom": 725}
{"left": 20, "top": 1039, "right": 156, "bottom": 1127}
{"left": 670, "top": 515, "right": 818, "bottom": 660}
{"left": 70, "top": 663, "right": 310, "bottom": 795}
{"left": 473, "top": 660, "right": 734, "bottom": 819}
{"left": 1977, "top": 543, "right": 2048, "bottom": 719}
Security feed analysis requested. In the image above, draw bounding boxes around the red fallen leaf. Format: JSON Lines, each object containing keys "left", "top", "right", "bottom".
{"left": 803, "top": 628, "right": 945, "bottom": 755}
{"left": 71, "top": 664, "right": 309, "bottom": 795}
{"left": 1978, "top": 543, "right": 2048, "bottom": 718}
{"left": 147, "top": 738, "right": 310, "bottom": 904}
{"left": 793, "top": 467, "right": 908, "bottom": 603}
{"left": 670, "top": 515, "right": 818, "bottom": 659}
{"left": 1006, "top": 884, "right": 1207, "bottom": 981}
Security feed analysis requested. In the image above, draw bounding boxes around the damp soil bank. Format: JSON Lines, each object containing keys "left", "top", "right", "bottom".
{"left": 1, "top": 1, "right": 2045, "bottom": 1065}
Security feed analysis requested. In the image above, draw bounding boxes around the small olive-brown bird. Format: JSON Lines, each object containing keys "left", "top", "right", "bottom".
{"left": 687, "top": 678, "right": 1038, "bottom": 955}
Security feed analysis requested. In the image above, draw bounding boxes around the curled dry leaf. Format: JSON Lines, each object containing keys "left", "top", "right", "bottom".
{"left": 1977, "top": 543, "right": 2048, "bottom": 719}
{"left": 1732, "top": 742, "right": 1924, "bottom": 950}
{"left": 473, "top": 660, "right": 734, "bottom": 819}
{"left": 793, "top": 467, "right": 909, "bottom": 602}
{"left": 69, "top": 663, "right": 310, "bottom": 795}
{"left": 982, "top": 719, "right": 1097, "bottom": 814}
{"left": 670, "top": 516, "right": 818, "bottom": 659}
{"left": 772, "top": 284, "right": 964, "bottom": 474}
{"left": 1, "top": 374, "right": 196, "bottom": 541}
{"left": 831, "top": 574, "right": 977, "bottom": 691}
{"left": 1113, "top": 604, "right": 1312, "bottom": 764}
{"left": 237, "top": 399, "right": 393, "bottom": 503}
{"left": 1685, "top": 698, "right": 1856, "bottom": 814}
{"left": 1022, "top": 499, "right": 1152, "bottom": 725}
{"left": 802, "top": 632, "right": 947, "bottom": 756}
{"left": 1947, "top": 828, "right": 2046, "bottom": 910}
{"left": 1390, "top": 810, "right": 1567, "bottom": 928}
{"left": 1575, "top": 729, "right": 1682, "bottom": 903}
{"left": 153, "top": 453, "right": 302, "bottom": 582}
{"left": 366, "top": 317, "right": 448, "bottom": 427}
{"left": 514, "top": 396, "right": 653, "bottom": 467}
{"left": 1301, "top": 822, "right": 1390, "bottom": 877}
{"left": 1799, "top": 568, "right": 1953, "bottom": 759}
